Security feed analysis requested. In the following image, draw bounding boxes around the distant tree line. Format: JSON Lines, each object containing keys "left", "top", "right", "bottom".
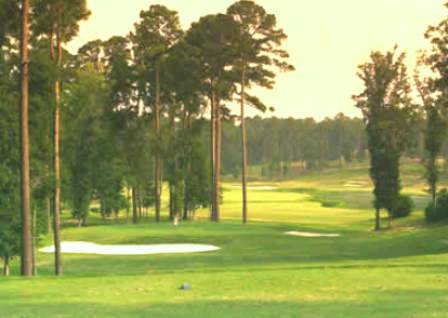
{"left": 218, "top": 114, "right": 367, "bottom": 177}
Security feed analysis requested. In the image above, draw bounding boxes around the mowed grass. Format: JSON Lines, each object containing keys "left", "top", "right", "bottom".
{"left": 2, "top": 161, "right": 448, "bottom": 317}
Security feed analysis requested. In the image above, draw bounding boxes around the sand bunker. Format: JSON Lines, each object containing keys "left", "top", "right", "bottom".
{"left": 285, "top": 231, "right": 341, "bottom": 238}
{"left": 231, "top": 185, "right": 277, "bottom": 190}
{"left": 343, "top": 181, "right": 368, "bottom": 188}
{"left": 39, "top": 241, "right": 220, "bottom": 255}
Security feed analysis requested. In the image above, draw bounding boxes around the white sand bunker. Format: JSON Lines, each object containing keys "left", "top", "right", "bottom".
{"left": 39, "top": 241, "right": 220, "bottom": 255}
{"left": 285, "top": 231, "right": 341, "bottom": 238}
{"left": 231, "top": 185, "right": 277, "bottom": 190}
{"left": 344, "top": 181, "right": 368, "bottom": 188}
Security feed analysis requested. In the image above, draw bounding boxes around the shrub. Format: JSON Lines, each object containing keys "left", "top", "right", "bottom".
{"left": 425, "top": 188, "right": 448, "bottom": 222}
{"left": 321, "top": 201, "right": 339, "bottom": 208}
{"left": 436, "top": 188, "right": 448, "bottom": 211}
{"left": 390, "top": 195, "right": 414, "bottom": 218}
{"left": 425, "top": 202, "right": 440, "bottom": 222}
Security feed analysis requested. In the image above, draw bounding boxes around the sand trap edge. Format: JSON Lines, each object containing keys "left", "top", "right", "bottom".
{"left": 285, "top": 231, "right": 341, "bottom": 238}
{"left": 39, "top": 241, "right": 221, "bottom": 255}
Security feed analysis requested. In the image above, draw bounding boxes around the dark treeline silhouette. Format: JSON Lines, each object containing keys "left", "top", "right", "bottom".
{"left": 219, "top": 114, "right": 367, "bottom": 178}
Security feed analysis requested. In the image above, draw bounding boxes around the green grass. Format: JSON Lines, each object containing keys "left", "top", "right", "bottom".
{"left": 2, "top": 160, "right": 448, "bottom": 317}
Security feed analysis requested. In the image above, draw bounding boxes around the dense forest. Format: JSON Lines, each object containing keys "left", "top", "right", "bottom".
{"left": 220, "top": 114, "right": 367, "bottom": 177}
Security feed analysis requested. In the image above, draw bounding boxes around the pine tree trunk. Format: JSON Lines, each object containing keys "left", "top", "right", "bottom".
{"left": 132, "top": 187, "right": 138, "bottom": 224}
{"left": 52, "top": 28, "right": 63, "bottom": 276}
{"left": 154, "top": 67, "right": 162, "bottom": 223}
{"left": 210, "top": 83, "right": 216, "bottom": 221}
{"left": 183, "top": 195, "right": 189, "bottom": 221}
{"left": 47, "top": 197, "right": 52, "bottom": 233}
{"left": 388, "top": 212, "right": 392, "bottom": 229}
{"left": 3, "top": 257, "right": 10, "bottom": 277}
{"left": 32, "top": 207, "right": 37, "bottom": 276}
{"left": 375, "top": 208, "right": 380, "bottom": 231}
{"left": 183, "top": 115, "right": 191, "bottom": 221}
{"left": 137, "top": 187, "right": 142, "bottom": 220}
{"left": 431, "top": 177, "right": 437, "bottom": 206}
{"left": 240, "top": 67, "right": 248, "bottom": 224}
{"left": 19, "top": 0, "right": 33, "bottom": 277}
{"left": 169, "top": 184, "right": 174, "bottom": 220}
{"left": 213, "top": 97, "right": 221, "bottom": 222}
{"left": 126, "top": 188, "right": 130, "bottom": 222}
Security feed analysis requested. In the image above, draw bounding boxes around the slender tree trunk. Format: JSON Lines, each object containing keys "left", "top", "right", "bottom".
{"left": 32, "top": 207, "right": 37, "bottom": 276}
{"left": 100, "top": 199, "right": 106, "bottom": 220}
{"left": 240, "top": 66, "right": 248, "bottom": 224}
{"left": 183, "top": 195, "right": 189, "bottom": 221}
{"left": 154, "top": 67, "right": 162, "bottom": 222}
{"left": 3, "top": 257, "right": 10, "bottom": 277}
{"left": 47, "top": 197, "right": 52, "bottom": 233}
{"left": 19, "top": 0, "right": 32, "bottom": 277}
{"left": 375, "top": 208, "right": 380, "bottom": 231}
{"left": 169, "top": 185, "right": 174, "bottom": 220}
{"left": 388, "top": 212, "right": 392, "bottom": 229}
{"left": 169, "top": 111, "right": 176, "bottom": 221}
{"left": 132, "top": 187, "right": 138, "bottom": 224}
{"left": 51, "top": 28, "right": 63, "bottom": 276}
{"left": 182, "top": 115, "right": 191, "bottom": 221}
{"left": 137, "top": 187, "right": 142, "bottom": 220}
{"left": 213, "top": 97, "right": 221, "bottom": 222}
{"left": 210, "top": 83, "right": 217, "bottom": 221}
{"left": 126, "top": 188, "right": 130, "bottom": 222}
{"left": 431, "top": 168, "right": 437, "bottom": 206}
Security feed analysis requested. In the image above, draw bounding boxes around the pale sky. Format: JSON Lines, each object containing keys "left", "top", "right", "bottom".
{"left": 67, "top": 0, "right": 447, "bottom": 119}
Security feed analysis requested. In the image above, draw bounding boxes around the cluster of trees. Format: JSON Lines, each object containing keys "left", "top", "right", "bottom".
{"left": 355, "top": 2, "right": 448, "bottom": 229}
{"left": 354, "top": 47, "right": 417, "bottom": 230}
{"left": 0, "top": 0, "right": 293, "bottom": 276}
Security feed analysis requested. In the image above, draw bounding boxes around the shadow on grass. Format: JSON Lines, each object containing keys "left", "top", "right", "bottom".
{"left": 28, "top": 220, "right": 448, "bottom": 278}
{"left": 1, "top": 289, "right": 448, "bottom": 318}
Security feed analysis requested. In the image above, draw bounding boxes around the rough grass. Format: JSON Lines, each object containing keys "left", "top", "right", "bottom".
{"left": 2, "top": 160, "right": 448, "bottom": 317}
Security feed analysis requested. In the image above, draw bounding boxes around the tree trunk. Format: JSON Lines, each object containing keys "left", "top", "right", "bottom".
{"left": 126, "top": 188, "right": 130, "bottom": 222}
{"left": 32, "top": 207, "right": 37, "bottom": 276}
{"left": 137, "top": 187, "right": 142, "bottom": 220}
{"left": 182, "top": 196, "right": 189, "bottom": 221}
{"left": 375, "top": 208, "right": 380, "bottom": 231}
{"left": 431, "top": 175, "right": 437, "bottom": 206}
{"left": 154, "top": 67, "right": 162, "bottom": 222}
{"left": 47, "top": 197, "right": 52, "bottom": 233}
{"left": 3, "top": 257, "right": 10, "bottom": 277}
{"left": 100, "top": 199, "right": 106, "bottom": 220}
{"left": 169, "top": 184, "right": 174, "bottom": 220}
{"left": 19, "top": 0, "right": 32, "bottom": 277}
{"left": 132, "top": 187, "right": 138, "bottom": 224}
{"left": 213, "top": 97, "right": 221, "bottom": 222}
{"left": 52, "top": 28, "right": 63, "bottom": 276}
{"left": 210, "top": 81, "right": 216, "bottom": 221}
{"left": 240, "top": 66, "right": 248, "bottom": 224}
{"left": 388, "top": 212, "right": 392, "bottom": 229}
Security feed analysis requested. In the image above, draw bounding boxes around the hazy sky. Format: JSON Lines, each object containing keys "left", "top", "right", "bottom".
{"left": 67, "top": 0, "right": 447, "bottom": 119}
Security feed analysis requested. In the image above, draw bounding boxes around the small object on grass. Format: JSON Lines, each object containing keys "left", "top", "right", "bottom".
{"left": 179, "top": 283, "right": 191, "bottom": 290}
